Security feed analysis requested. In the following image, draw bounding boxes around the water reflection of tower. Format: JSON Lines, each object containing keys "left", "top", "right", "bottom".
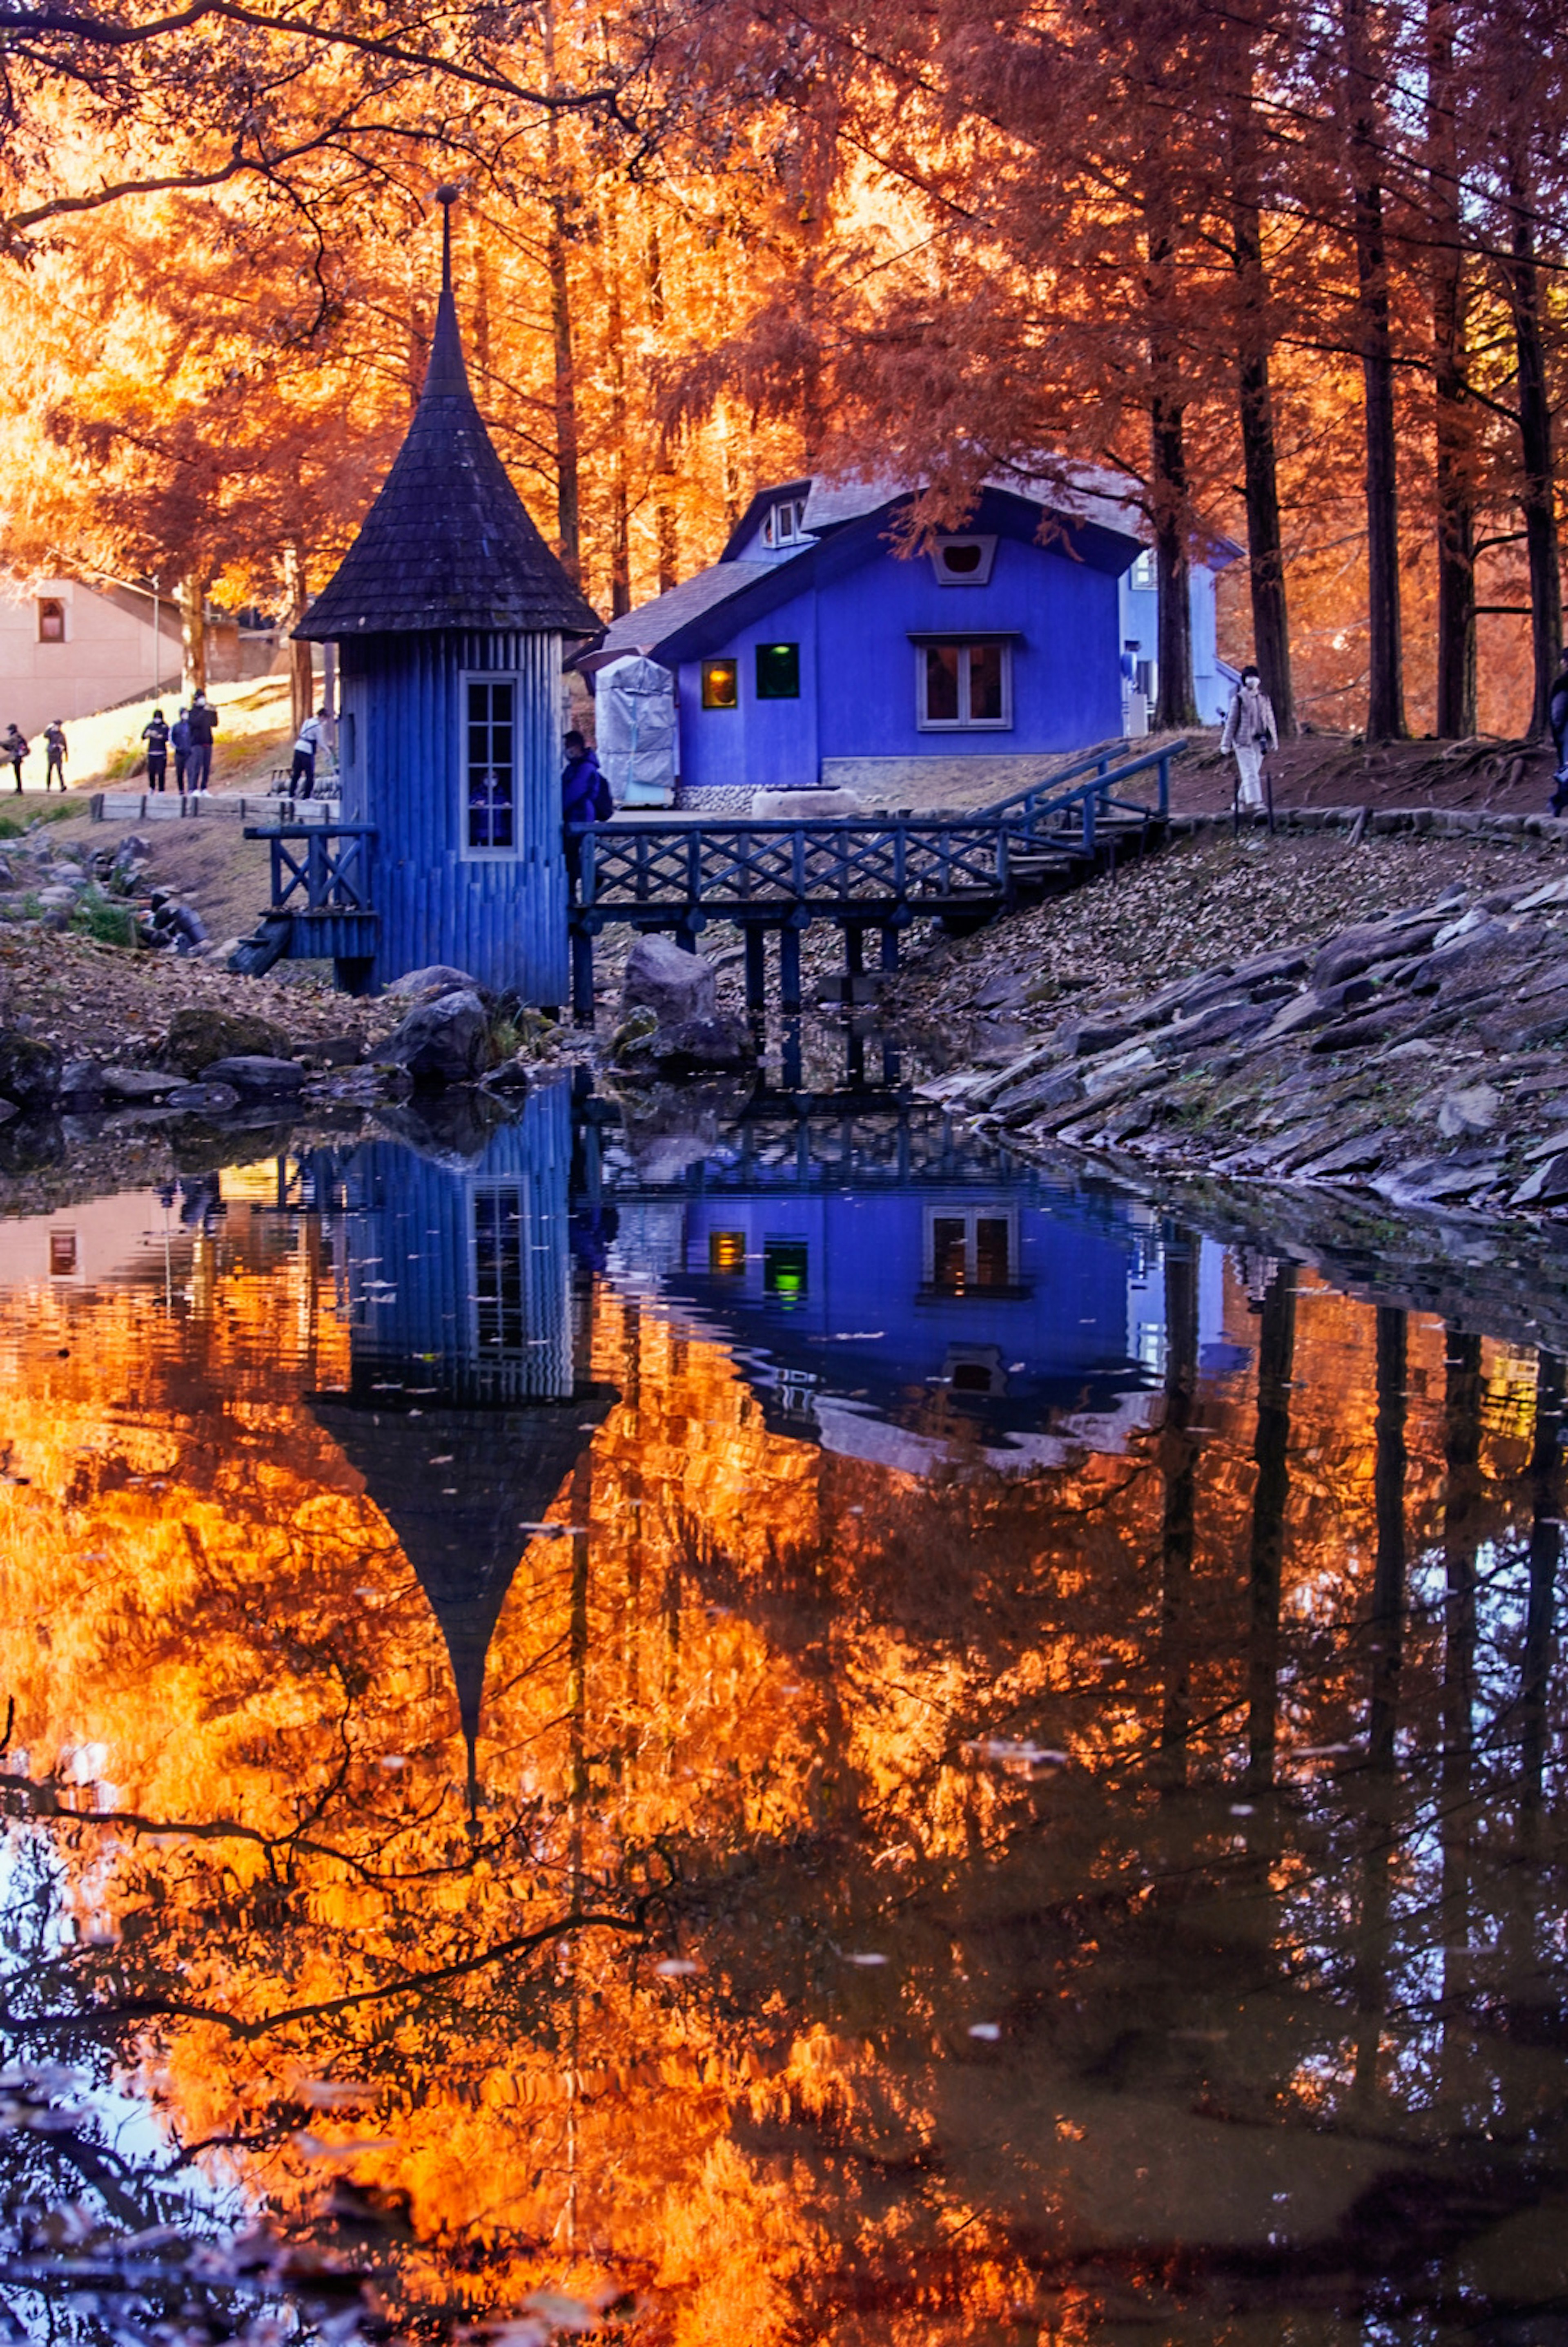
{"left": 310, "top": 1083, "right": 612, "bottom": 1807}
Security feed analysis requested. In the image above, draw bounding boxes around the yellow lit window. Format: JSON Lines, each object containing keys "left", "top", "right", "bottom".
{"left": 709, "top": 1231, "right": 746, "bottom": 1275}
{"left": 702, "top": 659, "right": 738, "bottom": 710}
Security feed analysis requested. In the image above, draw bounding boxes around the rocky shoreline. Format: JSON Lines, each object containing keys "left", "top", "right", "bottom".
{"left": 919, "top": 854, "right": 1568, "bottom": 1218}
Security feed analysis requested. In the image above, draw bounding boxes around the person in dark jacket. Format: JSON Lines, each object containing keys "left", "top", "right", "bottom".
{"left": 171, "top": 707, "right": 192, "bottom": 794}
{"left": 2, "top": 723, "right": 27, "bottom": 792}
{"left": 1550, "top": 646, "right": 1568, "bottom": 815}
{"left": 561, "top": 729, "right": 612, "bottom": 892}
{"left": 185, "top": 694, "right": 216, "bottom": 793}
{"left": 43, "top": 720, "right": 67, "bottom": 790}
{"left": 142, "top": 709, "right": 170, "bottom": 792}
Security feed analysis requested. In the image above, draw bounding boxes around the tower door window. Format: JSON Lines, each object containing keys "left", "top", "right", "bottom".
{"left": 764, "top": 1238, "right": 808, "bottom": 1305}
{"left": 465, "top": 677, "right": 517, "bottom": 852}
{"left": 917, "top": 641, "right": 1012, "bottom": 730}
{"left": 37, "top": 597, "right": 65, "bottom": 643}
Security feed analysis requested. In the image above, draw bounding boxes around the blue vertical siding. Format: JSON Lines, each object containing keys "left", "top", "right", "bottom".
{"left": 341, "top": 628, "right": 568, "bottom": 1003}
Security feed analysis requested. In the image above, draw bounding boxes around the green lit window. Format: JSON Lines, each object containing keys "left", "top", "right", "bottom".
{"left": 764, "top": 1238, "right": 808, "bottom": 1306}
{"left": 755, "top": 642, "right": 800, "bottom": 699}
{"left": 702, "top": 659, "right": 738, "bottom": 710}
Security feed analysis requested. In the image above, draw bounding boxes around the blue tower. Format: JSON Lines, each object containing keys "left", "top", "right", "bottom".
{"left": 295, "top": 195, "right": 599, "bottom": 1004}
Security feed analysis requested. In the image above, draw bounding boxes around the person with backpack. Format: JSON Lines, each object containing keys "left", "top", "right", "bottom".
{"left": 43, "top": 719, "right": 67, "bottom": 791}
{"left": 1549, "top": 646, "right": 1568, "bottom": 816}
{"left": 141, "top": 708, "right": 170, "bottom": 792}
{"left": 561, "top": 727, "right": 612, "bottom": 893}
{"left": 2, "top": 723, "right": 28, "bottom": 793}
{"left": 290, "top": 707, "right": 328, "bottom": 798}
{"left": 184, "top": 693, "right": 216, "bottom": 793}
{"left": 171, "top": 707, "right": 192, "bottom": 794}
{"left": 1219, "top": 664, "right": 1279, "bottom": 811}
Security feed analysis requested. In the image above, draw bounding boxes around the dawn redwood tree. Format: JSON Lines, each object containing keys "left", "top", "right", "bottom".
{"left": 1341, "top": 0, "right": 1408, "bottom": 741}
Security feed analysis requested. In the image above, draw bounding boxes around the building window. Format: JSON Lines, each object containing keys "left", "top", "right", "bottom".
{"left": 764, "top": 1238, "right": 808, "bottom": 1305}
{"left": 929, "top": 535, "right": 998, "bottom": 587}
{"left": 702, "top": 658, "right": 739, "bottom": 710}
{"left": 49, "top": 1229, "right": 78, "bottom": 1276}
{"left": 762, "top": 498, "right": 807, "bottom": 549}
{"left": 709, "top": 1230, "right": 746, "bottom": 1275}
{"left": 37, "top": 597, "right": 65, "bottom": 643}
{"left": 924, "top": 1206, "right": 1019, "bottom": 1295}
{"left": 916, "top": 641, "right": 1012, "bottom": 730}
{"left": 755, "top": 643, "right": 800, "bottom": 699}
{"left": 465, "top": 677, "right": 516, "bottom": 852}
{"left": 1129, "top": 549, "right": 1156, "bottom": 591}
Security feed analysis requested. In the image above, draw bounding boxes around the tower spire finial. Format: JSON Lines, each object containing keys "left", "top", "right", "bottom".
{"left": 435, "top": 183, "right": 458, "bottom": 295}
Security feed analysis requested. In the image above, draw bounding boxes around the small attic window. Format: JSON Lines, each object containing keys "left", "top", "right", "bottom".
{"left": 1129, "top": 549, "right": 1156, "bottom": 591}
{"left": 929, "top": 535, "right": 997, "bottom": 587}
{"left": 37, "top": 597, "right": 65, "bottom": 643}
{"left": 762, "top": 498, "right": 807, "bottom": 549}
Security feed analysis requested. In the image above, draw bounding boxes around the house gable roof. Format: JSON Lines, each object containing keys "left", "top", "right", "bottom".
{"left": 297, "top": 210, "right": 599, "bottom": 643}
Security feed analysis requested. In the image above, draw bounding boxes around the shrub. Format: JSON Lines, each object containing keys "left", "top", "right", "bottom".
{"left": 69, "top": 888, "right": 138, "bottom": 949}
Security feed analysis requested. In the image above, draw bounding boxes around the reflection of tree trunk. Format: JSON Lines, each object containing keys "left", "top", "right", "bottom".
{"left": 1355, "top": 1306, "right": 1407, "bottom": 2105}
{"left": 1521, "top": 1352, "right": 1563, "bottom": 1825}
{"left": 179, "top": 575, "right": 208, "bottom": 698}
{"left": 1440, "top": 1329, "right": 1482, "bottom": 2099}
{"left": 1246, "top": 1264, "right": 1296, "bottom": 1793}
{"left": 1157, "top": 1240, "right": 1198, "bottom": 1789}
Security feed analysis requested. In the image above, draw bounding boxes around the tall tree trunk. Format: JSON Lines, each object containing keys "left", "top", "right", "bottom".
{"left": 1343, "top": 0, "right": 1407, "bottom": 741}
{"left": 1229, "top": 74, "right": 1295, "bottom": 735}
{"left": 603, "top": 194, "right": 631, "bottom": 619}
{"left": 643, "top": 214, "right": 679, "bottom": 593}
{"left": 178, "top": 574, "right": 208, "bottom": 698}
{"left": 1246, "top": 1262, "right": 1296, "bottom": 1793}
{"left": 1504, "top": 154, "right": 1563, "bottom": 741}
{"left": 1428, "top": 0, "right": 1476, "bottom": 738}
{"left": 1145, "top": 187, "right": 1198, "bottom": 730}
{"left": 543, "top": 1, "right": 582, "bottom": 585}
{"left": 282, "top": 541, "right": 313, "bottom": 737}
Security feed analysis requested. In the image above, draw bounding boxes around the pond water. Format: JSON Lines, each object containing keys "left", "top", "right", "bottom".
{"left": 2, "top": 1080, "right": 1568, "bottom": 2346}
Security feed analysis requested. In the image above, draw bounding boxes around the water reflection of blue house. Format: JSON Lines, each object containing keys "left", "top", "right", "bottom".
{"left": 598, "top": 1118, "right": 1233, "bottom": 1475}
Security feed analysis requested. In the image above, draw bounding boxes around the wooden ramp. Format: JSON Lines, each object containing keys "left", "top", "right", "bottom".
{"left": 234, "top": 738, "right": 1185, "bottom": 1004}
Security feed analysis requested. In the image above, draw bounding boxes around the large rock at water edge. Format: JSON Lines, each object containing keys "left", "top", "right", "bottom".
{"left": 0, "top": 1029, "right": 62, "bottom": 1109}
{"left": 198, "top": 1054, "right": 306, "bottom": 1094}
{"left": 381, "top": 988, "right": 495, "bottom": 1086}
{"left": 622, "top": 934, "right": 717, "bottom": 1030}
{"left": 652, "top": 1013, "right": 756, "bottom": 1075}
{"left": 385, "top": 964, "right": 479, "bottom": 1001}
{"left": 164, "top": 1004, "right": 288, "bottom": 1077}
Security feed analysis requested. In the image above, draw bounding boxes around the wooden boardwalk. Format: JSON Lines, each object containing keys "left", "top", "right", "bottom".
{"left": 236, "top": 737, "right": 1185, "bottom": 1008}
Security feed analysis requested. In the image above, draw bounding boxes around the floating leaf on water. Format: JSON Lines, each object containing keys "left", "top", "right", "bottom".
{"left": 520, "top": 2292, "right": 599, "bottom": 2334}
{"left": 292, "top": 2131, "right": 398, "bottom": 2161}
{"left": 1229, "top": 1803, "right": 1255, "bottom": 1816}
{"left": 845, "top": 1952, "right": 888, "bottom": 1967}
{"left": 299, "top": 2079, "right": 376, "bottom": 2110}
{"left": 428, "top": 1455, "right": 455, "bottom": 1466}
{"left": 377, "top": 1756, "right": 407, "bottom": 1771}
{"left": 967, "top": 2022, "right": 1001, "bottom": 2041}
{"left": 655, "top": 1958, "right": 700, "bottom": 1977}
{"left": 961, "top": 1738, "right": 1068, "bottom": 1774}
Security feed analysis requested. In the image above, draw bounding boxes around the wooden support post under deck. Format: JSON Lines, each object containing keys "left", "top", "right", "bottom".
{"left": 844, "top": 924, "right": 864, "bottom": 977}
{"left": 880, "top": 925, "right": 900, "bottom": 973}
{"left": 744, "top": 927, "right": 766, "bottom": 1018}
{"left": 571, "top": 930, "right": 595, "bottom": 1026}
{"left": 778, "top": 926, "right": 802, "bottom": 1015}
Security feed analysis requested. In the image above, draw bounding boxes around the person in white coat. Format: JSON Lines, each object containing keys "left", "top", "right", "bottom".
{"left": 1220, "top": 665, "right": 1279, "bottom": 810}
{"left": 290, "top": 707, "right": 329, "bottom": 798}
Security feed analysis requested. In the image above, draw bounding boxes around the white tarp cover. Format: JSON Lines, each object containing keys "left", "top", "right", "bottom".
{"left": 595, "top": 654, "right": 677, "bottom": 808}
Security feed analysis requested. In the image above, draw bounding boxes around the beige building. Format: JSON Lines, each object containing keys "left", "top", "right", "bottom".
{"left": 0, "top": 574, "right": 183, "bottom": 736}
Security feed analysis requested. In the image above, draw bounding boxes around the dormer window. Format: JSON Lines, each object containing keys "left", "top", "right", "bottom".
{"left": 762, "top": 498, "right": 808, "bottom": 549}
{"left": 37, "top": 596, "right": 65, "bottom": 643}
{"left": 929, "top": 535, "right": 997, "bottom": 587}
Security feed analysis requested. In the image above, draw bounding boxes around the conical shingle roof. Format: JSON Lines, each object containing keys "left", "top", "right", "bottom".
{"left": 297, "top": 214, "right": 599, "bottom": 641}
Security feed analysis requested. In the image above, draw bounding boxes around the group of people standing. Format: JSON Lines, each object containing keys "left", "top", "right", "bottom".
{"left": 140, "top": 695, "right": 217, "bottom": 793}
{"left": 2, "top": 718, "right": 69, "bottom": 793}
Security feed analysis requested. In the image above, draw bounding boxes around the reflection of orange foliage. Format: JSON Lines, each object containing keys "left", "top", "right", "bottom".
{"left": 0, "top": 1224, "right": 1553, "bottom": 2339}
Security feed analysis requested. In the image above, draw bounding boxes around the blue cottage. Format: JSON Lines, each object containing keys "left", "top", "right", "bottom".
{"left": 587, "top": 471, "right": 1237, "bottom": 804}
{"left": 296, "top": 205, "right": 599, "bottom": 1002}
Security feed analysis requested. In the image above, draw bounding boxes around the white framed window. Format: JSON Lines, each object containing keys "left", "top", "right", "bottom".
{"left": 461, "top": 673, "right": 519, "bottom": 857}
{"left": 929, "top": 534, "right": 997, "bottom": 587}
{"left": 1129, "top": 549, "right": 1156, "bottom": 591}
{"left": 762, "top": 498, "right": 808, "bottom": 549}
{"left": 915, "top": 639, "right": 1013, "bottom": 730}
{"left": 923, "top": 1204, "right": 1020, "bottom": 1296}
